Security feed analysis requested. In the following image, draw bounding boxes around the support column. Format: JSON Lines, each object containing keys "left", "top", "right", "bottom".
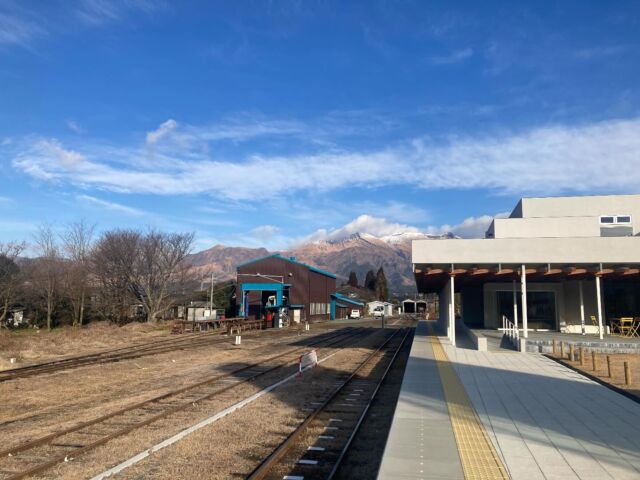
{"left": 579, "top": 280, "right": 586, "bottom": 335}
{"left": 512, "top": 279, "right": 519, "bottom": 332}
{"left": 521, "top": 264, "right": 528, "bottom": 339}
{"left": 596, "top": 274, "right": 604, "bottom": 340}
{"left": 449, "top": 273, "right": 456, "bottom": 347}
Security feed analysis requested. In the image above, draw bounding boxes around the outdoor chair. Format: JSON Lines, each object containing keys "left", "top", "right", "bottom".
{"left": 609, "top": 318, "right": 621, "bottom": 335}
{"left": 619, "top": 317, "right": 636, "bottom": 337}
{"left": 589, "top": 315, "right": 600, "bottom": 335}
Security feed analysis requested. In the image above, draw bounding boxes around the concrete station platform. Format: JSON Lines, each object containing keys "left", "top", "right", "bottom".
{"left": 379, "top": 321, "right": 640, "bottom": 480}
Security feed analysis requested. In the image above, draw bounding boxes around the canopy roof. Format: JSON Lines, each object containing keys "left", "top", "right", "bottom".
{"left": 414, "top": 263, "right": 640, "bottom": 293}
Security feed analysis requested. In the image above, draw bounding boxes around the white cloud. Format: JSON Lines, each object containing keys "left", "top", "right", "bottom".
{"left": 302, "top": 211, "right": 510, "bottom": 244}
{"left": 9, "top": 116, "right": 640, "bottom": 201}
{"left": 0, "top": 10, "right": 44, "bottom": 47}
{"left": 304, "top": 215, "right": 421, "bottom": 243}
{"left": 428, "top": 48, "right": 473, "bottom": 65}
{"left": 77, "top": 194, "right": 144, "bottom": 216}
{"left": 251, "top": 225, "right": 280, "bottom": 239}
{"left": 426, "top": 212, "right": 509, "bottom": 238}
{"left": 146, "top": 119, "right": 178, "bottom": 145}
{"left": 67, "top": 120, "right": 83, "bottom": 134}
{"left": 1, "top": 137, "right": 12, "bottom": 146}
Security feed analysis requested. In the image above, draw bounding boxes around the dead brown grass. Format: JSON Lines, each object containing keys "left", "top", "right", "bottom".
{"left": 0, "top": 321, "right": 172, "bottom": 370}
{"left": 32, "top": 329, "right": 388, "bottom": 479}
{"left": 554, "top": 350, "right": 640, "bottom": 399}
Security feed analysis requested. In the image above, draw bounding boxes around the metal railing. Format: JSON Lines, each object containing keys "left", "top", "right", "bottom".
{"left": 502, "top": 315, "right": 520, "bottom": 349}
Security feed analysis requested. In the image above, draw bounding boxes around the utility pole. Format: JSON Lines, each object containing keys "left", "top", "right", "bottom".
{"left": 209, "top": 272, "right": 214, "bottom": 315}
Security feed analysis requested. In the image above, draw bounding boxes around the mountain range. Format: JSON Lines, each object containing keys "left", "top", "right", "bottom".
{"left": 186, "top": 231, "right": 455, "bottom": 295}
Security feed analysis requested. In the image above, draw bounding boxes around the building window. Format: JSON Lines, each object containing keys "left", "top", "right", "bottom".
{"left": 600, "top": 215, "right": 632, "bottom": 224}
{"left": 600, "top": 215, "right": 633, "bottom": 237}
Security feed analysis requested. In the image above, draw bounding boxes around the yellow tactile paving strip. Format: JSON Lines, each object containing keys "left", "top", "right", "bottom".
{"left": 428, "top": 329, "right": 510, "bottom": 479}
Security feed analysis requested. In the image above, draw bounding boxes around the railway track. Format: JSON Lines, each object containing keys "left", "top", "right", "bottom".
{"left": 247, "top": 327, "right": 412, "bottom": 480}
{"left": 0, "top": 327, "right": 376, "bottom": 480}
{"left": 0, "top": 323, "right": 313, "bottom": 383}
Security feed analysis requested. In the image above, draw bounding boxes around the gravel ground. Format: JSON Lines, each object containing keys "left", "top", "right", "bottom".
{"left": 333, "top": 328, "right": 414, "bottom": 479}
{"left": 552, "top": 350, "right": 640, "bottom": 399}
{"left": 34, "top": 328, "right": 391, "bottom": 480}
{"left": 0, "top": 325, "right": 346, "bottom": 447}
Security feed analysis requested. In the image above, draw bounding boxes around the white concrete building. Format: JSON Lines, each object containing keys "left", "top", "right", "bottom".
{"left": 412, "top": 194, "right": 640, "bottom": 345}
{"left": 367, "top": 301, "right": 394, "bottom": 316}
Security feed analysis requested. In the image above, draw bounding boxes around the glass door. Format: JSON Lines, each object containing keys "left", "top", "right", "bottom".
{"left": 497, "top": 291, "right": 556, "bottom": 330}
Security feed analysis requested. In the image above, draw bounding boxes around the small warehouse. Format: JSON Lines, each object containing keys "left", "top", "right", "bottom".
{"left": 367, "top": 301, "right": 394, "bottom": 316}
{"left": 331, "top": 293, "right": 365, "bottom": 319}
{"left": 236, "top": 254, "right": 337, "bottom": 326}
{"left": 402, "top": 298, "right": 427, "bottom": 314}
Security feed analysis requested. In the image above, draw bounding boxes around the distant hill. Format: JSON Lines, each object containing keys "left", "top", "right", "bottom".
{"left": 185, "top": 231, "right": 455, "bottom": 295}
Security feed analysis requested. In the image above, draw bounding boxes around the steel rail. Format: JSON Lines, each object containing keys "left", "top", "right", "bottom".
{"left": 327, "top": 327, "right": 413, "bottom": 479}
{"left": 0, "top": 322, "right": 306, "bottom": 382}
{"left": 246, "top": 327, "right": 409, "bottom": 480}
{"left": 0, "top": 327, "right": 373, "bottom": 480}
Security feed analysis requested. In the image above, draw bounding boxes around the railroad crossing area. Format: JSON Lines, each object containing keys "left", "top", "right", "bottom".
{"left": 379, "top": 320, "right": 640, "bottom": 480}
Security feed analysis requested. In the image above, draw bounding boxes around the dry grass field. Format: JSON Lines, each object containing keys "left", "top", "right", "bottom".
{"left": 554, "top": 350, "right": 640, "bottom": 400}
{"left": 0, "top": 321, "right": 173, "bottom": 369}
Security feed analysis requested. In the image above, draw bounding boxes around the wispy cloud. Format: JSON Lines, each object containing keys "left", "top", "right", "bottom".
{"left": 0, "top": 0, "right": 164, "bottom": 50}
{"left": 67, "top": 120, "right": 83, "bottom": 134}
{"left": 76, "top": 194, "right": 144, "bottom": 216}
{"left": 575, "top": 45, "right": 630, "bottom": 60}
{"left": 428, "top": 48, "right": 473, "bottom": 65}
{"left": 9, "top": 116, "right": 640, "bottom": 201}
{"left": 0, "top": 8, "right": 44, "bottom": 48}
{"left": 75, "top": 0, "right": 165, "bottom": 25}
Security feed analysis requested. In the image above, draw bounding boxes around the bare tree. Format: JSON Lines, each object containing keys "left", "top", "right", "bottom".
{"left": 91, "top": 230, "right": 139, "bottom": 324}
{"left": 133, "top": 231, "right": 194, "bottom": 322}
{"left": 32, "top": 225, "right": 61, "bottom": 330}
{"left": 61, "top": 221, "right": 95, "bottom": 326}
{"left": 91, "top": 229, "right": 194, "bottom": 323}
{"left": 0, "top": 242, "right": 26, "bottom": 327}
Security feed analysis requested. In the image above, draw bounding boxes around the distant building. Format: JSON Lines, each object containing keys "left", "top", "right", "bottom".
{"left": 413, "top": 194, "right": 640, "bottom": 345}
{"left": 367, "top": 301, "right": 394, "bottom": 316}
{"left": 237, "top": 254, "right": 361, "bottom": 326}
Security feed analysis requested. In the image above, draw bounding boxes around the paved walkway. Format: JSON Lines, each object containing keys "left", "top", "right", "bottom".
{"left": 379, "top": 321, "right": 640, "bottom": 479}
{"left": 378, "top": 321, "right": 464, "bottom": 479}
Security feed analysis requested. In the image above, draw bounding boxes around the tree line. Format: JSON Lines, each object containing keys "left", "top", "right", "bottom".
{"left": 0, "top": 222, "right": 194, "bottom": 329}
{"left": 346, "top": 267, "right": 388, "bottom": 301}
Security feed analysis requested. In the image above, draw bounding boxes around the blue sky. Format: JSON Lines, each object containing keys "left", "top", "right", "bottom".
{"left": 1, "top": 0, "right": 640, "bottom": 251}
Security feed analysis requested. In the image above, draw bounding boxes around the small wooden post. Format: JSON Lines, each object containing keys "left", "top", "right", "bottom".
{"left": 579, "top": 347, "right": 584, "bottom": 366}
{"left": 592, "top": 351, "right": 597, "bottom": 371}
{"left": 624, "top": 361, "right": 631, "bottom": 386}
{"left": 552, "top": 339, "right": 557, "bottom": 355}
{"left": 569, "top": 344, "right": 575, "bottom": 362}
{"left": 560, "top": 342, "right": 564, "bottom": 359}
{"left": 607, "top": 355, "right": 612, "bottom": 378}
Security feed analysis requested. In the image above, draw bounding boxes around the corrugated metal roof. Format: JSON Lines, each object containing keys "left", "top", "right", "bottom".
{"left": 236, "top": 253, "right": 337, "bottom": 279}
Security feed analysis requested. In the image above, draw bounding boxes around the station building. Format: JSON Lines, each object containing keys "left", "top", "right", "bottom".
{"left": 236, "top": 254, "right": 363, "bottom": 326}
{"left": 412, "top": 194, "right": 640, "bottom": 345}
